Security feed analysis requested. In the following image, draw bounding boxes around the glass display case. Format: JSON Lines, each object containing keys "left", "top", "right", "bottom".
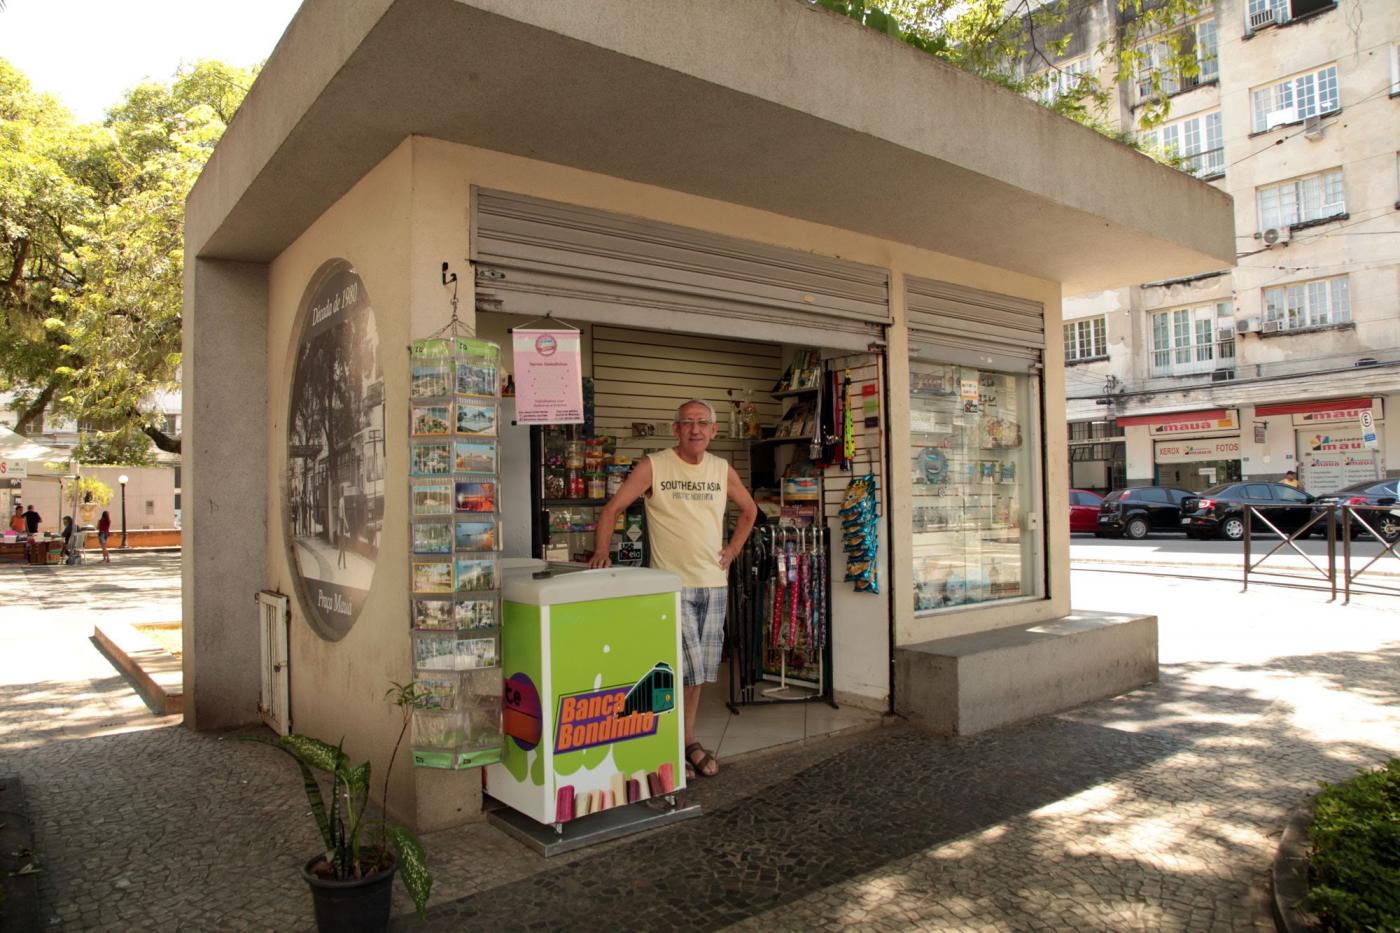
{"left": 909, "top": 360, "right": 1036, "bottom": 612}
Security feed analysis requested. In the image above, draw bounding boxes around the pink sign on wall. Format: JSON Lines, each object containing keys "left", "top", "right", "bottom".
{"left": 512, "top": 328, "right": 583, "bottom": 424}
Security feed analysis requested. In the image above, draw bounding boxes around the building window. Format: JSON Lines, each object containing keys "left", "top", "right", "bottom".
{"left": 1064, "top": 317, "right": 1108, "bottom": 362}
{"left": 1142, "top": 110, "right": 1224, "bottom": 177}
{"left": 1150, "top": 301, "right": 1235, "bottom": 377}
{"left": 1257, "top": 168, "right": 1345, "bottom": 232}
{"left": 1247, "top": 0, "right": 1335, "bottom": 30}
{"left": 1038, "top": 56, "right": 1093, "bottom": 104}
{"left": 1135, "top": 19, "right": 1218, "bottom": 102}
{"left": 1263, "top": 276, "right": 1350, "bottom": 331}
{"left": 1251, "top": 64, "right": 1339, "bottom": 132}
{"left": 1392, "top": 43, "right": 1400, "bottom": 95}
{"left": 910, "top": 358, "right": 1039, "bottom": 613}
{"left": 1068, "top": 420, "right": 1124, "bottom": 441}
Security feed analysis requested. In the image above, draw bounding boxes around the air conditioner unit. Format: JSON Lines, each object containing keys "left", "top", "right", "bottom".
{"left": 1247, "top": 7, "right": 1276, "bottom": 29}
{"left": 1265, "top": 106, "right": 1298, "bottom": 130}
{"left": 1303, "top": 115, "right": 1324, "bottom": 140}
{"left": 1261, "top": 320, "right": 1285, "bottom": 334}
{"left": 1261, "top": 226, "right": 1292, "bottom": 246}
{"left": 1236, "top": 317, "right": 1261, "bottom": 334}
{"left": 1217, "top": 325, "right": 1236, "bottom": 341}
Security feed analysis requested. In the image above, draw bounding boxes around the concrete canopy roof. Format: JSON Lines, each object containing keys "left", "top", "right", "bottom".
{"left": 188, "top": 0, "right": 1234, "bottom": 293}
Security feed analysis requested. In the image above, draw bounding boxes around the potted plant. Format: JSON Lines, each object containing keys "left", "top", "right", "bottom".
{"left": 241, "top": 682, "right": 432, "bottom": 931}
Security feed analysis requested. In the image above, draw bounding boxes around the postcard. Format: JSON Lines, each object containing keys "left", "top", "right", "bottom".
{"left": 455, "top": 359, "right": 497, "bottom": 398}
{"left": 455, "top": 597, "right": 498, "bottom": 630}
{"left": 412, "top": 405, "right": 452, "bottom": 436}
{"left": 412, "top": 560, "right": 454, "bottom": 594}
{"left": 414, "top": 677, "right": 459, "bottom": 710}
{"left": 457, "top": 636, "right": 498, "bottom": 671}
{"left": 455, "top": 401, "right": 497, "bottom": 437}
{"left": 454, "top": 519, "right": 498, "bottom": 552}
{"left": 411, "top": 521, "right": 453, "bottom": 555}
{"left": 413, "top": 632, "right": 461, "bottom": 671}
{"left": 411, "top": 482, "right": 454, "bottom": 516}
{"left": 454, "top": 557, "right": 496, "bottom": 593}
{"left": 411, "top": 363, "right": 452, "bottom": 400}
{"left": 455, "top": 480, "right": 496, "bottom": 513}
{"left": 412, "top": 598, "right": 456, "bottom": 631}
{"left": 411, "top": 442, "right": 453, "bottom": 477}
{"left": 453, "top": 440, "right": 496, "bottom": 473}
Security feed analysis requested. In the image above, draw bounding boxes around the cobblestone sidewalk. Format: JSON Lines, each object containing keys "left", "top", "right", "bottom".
{"left": 0, "top": 556, "right": 1396, "bottom": 931}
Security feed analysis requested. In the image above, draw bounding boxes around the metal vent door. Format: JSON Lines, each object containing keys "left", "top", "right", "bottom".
{"left": 256, "top": 590, "right": 290, "bottom": 735}
{"left": 472, "top": 188, "right": 891, "bottom": 352}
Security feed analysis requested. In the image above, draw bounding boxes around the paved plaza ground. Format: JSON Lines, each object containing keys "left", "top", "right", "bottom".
{"left": 0, "top": 552, "right": 1396, "bottom": 931}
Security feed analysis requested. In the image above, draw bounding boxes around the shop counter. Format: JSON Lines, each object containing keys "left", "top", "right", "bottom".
{"left": 486, "top": 566, "right": 689, "bottom": 843}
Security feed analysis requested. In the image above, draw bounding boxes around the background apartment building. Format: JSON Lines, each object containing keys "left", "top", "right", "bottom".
{"left": 1052, "top": 0, "right": 1399, "bottom": 494}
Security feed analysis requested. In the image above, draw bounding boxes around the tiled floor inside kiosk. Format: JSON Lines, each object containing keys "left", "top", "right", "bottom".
{"left": 692, "top": 662, "right": 883, "bottom": 762}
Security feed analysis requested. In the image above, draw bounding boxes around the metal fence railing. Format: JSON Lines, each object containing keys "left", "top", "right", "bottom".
{"left": 1241, "top": 503, "right": 1400, "bottom": 603}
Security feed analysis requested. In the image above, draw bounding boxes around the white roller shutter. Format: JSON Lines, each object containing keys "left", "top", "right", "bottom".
{"left": 906, "top": 276, "right": 1044, "bottom": 370}
{"left": 472, "top": 189, "right": 889, "bottom": 351}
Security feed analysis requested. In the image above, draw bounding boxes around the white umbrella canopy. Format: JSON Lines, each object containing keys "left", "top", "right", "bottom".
{"left": 0, "top": 424, "right": 64, "bottom": 463}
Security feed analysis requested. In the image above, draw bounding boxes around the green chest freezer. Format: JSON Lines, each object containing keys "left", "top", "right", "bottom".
{"left": 486, "top": 566, "right": 686, "bottom": 829}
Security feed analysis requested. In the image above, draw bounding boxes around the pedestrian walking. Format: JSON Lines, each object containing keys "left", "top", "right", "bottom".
{"left": 336, "top": 494, "right": 349, "bottom": 570}
{"left": 97, "top": 510, "right": 112, "bottom": 563}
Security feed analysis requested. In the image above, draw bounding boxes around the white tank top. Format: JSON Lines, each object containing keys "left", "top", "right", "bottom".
{"left": 645, "top": 448, "right": 729, "bottom": 588}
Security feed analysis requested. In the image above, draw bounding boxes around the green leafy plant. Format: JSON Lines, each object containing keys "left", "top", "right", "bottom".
{"left": 63, "top": 476, "right": 113, "bottom": 508}
{"left": 1304, "top": 758, "right": 1400, "bottom": 931}
{"left": 239, "top": 681, "right": 433, "bottom": 918}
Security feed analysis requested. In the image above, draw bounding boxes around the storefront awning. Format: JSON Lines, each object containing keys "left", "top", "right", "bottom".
{"left": 1116, "top": 409, "right": 1229, "bottom": 427}
{"left": 1254, "top": 397, "right": 1375, "bottom": 418}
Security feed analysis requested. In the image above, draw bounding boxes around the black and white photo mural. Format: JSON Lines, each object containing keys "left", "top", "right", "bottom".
{"left": 286, "top": 260, "right": 385, "bottom": 640}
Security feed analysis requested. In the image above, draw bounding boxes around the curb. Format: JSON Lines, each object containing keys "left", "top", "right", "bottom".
{"left": 92, "top": 621, "right": 184, "bottom": 715}
{"left": 1271, "top": 805, "right": 1322, "bottom": 933}
{"left": 0, "top": 775, "right": 42, "bottom": 933}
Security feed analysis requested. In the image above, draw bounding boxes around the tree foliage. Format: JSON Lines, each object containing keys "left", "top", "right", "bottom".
{"left": 0, "top": 58, "right": 255, "bottom": 458}
{"left": 809, "top": 0, "right": 1206, "bottom": 138}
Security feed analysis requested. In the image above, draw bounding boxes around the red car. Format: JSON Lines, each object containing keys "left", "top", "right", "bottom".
{"left": 1070, "top": 489, "right": 1104, "bottom": 533}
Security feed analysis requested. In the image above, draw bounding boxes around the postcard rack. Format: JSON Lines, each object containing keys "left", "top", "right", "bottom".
{"left": 406, "top": 336, "right": 505, "bottom": 769}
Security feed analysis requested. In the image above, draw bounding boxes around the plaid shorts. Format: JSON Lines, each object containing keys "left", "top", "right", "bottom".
{"left": 679, "top": 586, "right": 727, "bottom": 687}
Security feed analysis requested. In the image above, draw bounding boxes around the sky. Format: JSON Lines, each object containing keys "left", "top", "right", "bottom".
{"left": 0, "top": 0, "right": 304, "bottom": 122}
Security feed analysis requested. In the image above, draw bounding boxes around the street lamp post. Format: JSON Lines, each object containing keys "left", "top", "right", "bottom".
{"left": 118, "top": 474, "right": 129, "bottom": 549}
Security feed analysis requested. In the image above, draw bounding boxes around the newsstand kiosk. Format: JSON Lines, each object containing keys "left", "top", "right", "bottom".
{"left": 485, "top": 564, "right": 701, "bottom": 854}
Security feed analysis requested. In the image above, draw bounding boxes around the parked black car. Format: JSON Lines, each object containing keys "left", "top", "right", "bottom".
{"left": 1179, "top": 482, "right": 1316, "bottom": 540}
{"left": 1311, "top": 477, "right": 1400, "bottom": 542}
{"left": 1096, "top": 486, "right": 1194, "bottom": 539}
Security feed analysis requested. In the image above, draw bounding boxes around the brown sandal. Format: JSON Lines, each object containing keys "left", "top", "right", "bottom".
{"left": 685, "top": 742, "right": 718, "bottom": 778}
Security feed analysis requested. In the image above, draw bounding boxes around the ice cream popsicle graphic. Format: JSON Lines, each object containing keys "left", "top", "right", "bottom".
{"left": 632, "top": 769, "right": 651, "bottom": 801}
{"left": 658, "top": 762, "right": 675, "bottom": 793}
{"left": 555, "top": 786, "right": 575, "bottom": 823}
{"left": 610, "top": 773, "right": 626, "bottom": 806}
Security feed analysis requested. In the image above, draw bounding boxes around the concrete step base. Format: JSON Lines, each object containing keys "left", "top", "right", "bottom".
{"left": 895, "top": 610, "right": 1158, "bottom": 736}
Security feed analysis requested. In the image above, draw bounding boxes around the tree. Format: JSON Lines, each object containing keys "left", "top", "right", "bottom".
{"left": 0, "top": 59, "right": 255, "bottom": 457}
{"left": 808, "top": 0, "right": 1205, "bottom": 136}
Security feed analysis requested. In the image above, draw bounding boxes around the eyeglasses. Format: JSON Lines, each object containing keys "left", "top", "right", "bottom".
{"left": 675, "top": 419, "right": 714, "bottom": 428}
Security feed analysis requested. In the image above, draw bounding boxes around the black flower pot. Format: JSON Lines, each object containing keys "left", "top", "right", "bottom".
{"left": 302, "top": 853, "right": 397, "bottom": 933}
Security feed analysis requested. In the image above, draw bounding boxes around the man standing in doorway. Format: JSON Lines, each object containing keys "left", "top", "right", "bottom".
{"left": 589, "top": 399, "right": 758, "bottom": 781}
